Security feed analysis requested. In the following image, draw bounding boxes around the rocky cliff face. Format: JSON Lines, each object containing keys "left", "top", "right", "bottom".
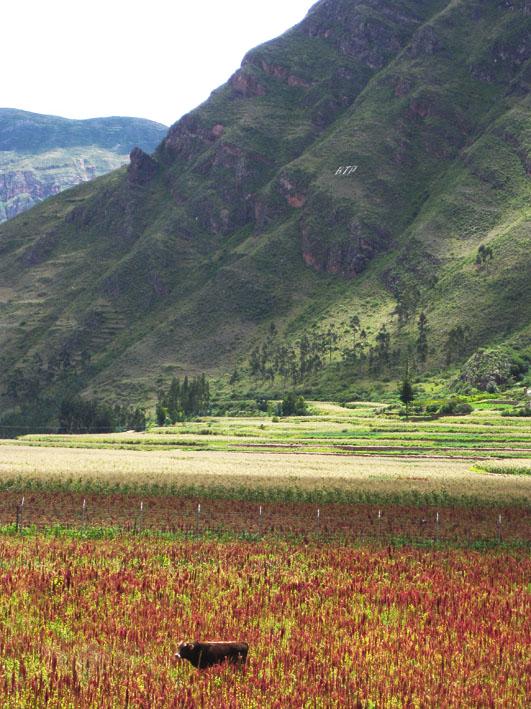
{"left": 0, "top": 149, "right": 122, "bottom": 221}
{"left": 0, "top": 110, "right": 167, "bottom": 222}
{"left": 0, "top": 0, "right": 529, "bottom": 404}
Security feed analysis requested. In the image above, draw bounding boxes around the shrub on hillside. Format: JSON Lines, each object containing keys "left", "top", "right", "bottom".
{"left": 437, "top": 398, "right": 473, "bottom": 416}
{"left": 456, "top": 347, "right": 529, "bottom": 392}
{"left": 501, "top": 406, "right": 531, "bottom": 417}
{"left": 276, "top": 393, "right": 308, "bottom": 417}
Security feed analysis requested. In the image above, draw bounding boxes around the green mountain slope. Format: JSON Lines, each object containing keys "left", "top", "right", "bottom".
{"left": 0, "top": 0, "right": 529, "bottom": 409}
{"left": 0, "top": 109, "right": 167, "bottom": 221}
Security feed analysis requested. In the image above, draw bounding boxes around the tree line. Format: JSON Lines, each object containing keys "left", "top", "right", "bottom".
{"left": 244, "top": 314, "right": 434, "bottom": 384}
{"left": 5, "top": 375, "right": 213, "bottom": 436}
{"left": 156, "top": 375, "right": 210, "bottom": 425}
{"left": 243, "top": 312, "right": 480, "bottom": 384}
{"left": 59, "top": 397, "right": 146, "bottom": 434}
{"left": 4, "top": 347, "right": 92, "bottom": 402}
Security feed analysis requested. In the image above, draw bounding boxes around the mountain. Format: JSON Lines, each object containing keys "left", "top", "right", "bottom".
{"left": 0, "top": 0, "right": 529, "bottom": 412}
{"left": 0, "top": 109, "right": 167, "bottom": 221}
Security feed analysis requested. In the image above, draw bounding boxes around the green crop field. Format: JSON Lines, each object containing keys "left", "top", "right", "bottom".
{"left": 11, "top": 399, "right": 531, "bottom": 460}
{"left": 1, "top": 401, "right": 529, "bottom": 514}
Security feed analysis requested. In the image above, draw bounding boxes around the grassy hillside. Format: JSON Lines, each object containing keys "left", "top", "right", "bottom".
{"left": 0, "top": 0, "right": 529, "bottom": 415}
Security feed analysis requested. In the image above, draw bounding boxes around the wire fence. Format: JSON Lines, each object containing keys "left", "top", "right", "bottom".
{"left": 1, "top": 493, "right": 529, "bottom": 545}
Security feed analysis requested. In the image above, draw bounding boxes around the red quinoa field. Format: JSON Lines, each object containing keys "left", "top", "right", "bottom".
{"left": 0, "top": 490, "right": 529, "bottom": 543}
{"left": 0, "top": 535, "right": 528, "bottom": 707}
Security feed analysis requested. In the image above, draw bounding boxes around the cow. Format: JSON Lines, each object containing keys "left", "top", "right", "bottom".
{"left": 175, "top": 641, "right": 249, "bottom": 669}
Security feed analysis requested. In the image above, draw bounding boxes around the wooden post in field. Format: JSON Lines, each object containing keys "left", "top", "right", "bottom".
{"left": 258, "top": 505, "right": 263, "bottom": 536}
{"left": 316, "top": 508, "right": 320, "bottom": 536}
{"left": 496, "top": 514, "right": 502, "bottom": 542}
{"left": 82, "top": 498, "right": 87, "bottom": 527}
{"left": 378, "top": 509, "right": 382, "bottom": 540}
{"left": 134, "top": 500, "right": 144, "bottom": 533}
{"left": 435, "top": 511, "right": 440, "bottom": 543}
{"left": 195, "top": 503, "right": 201, "bottom": 536}
{"left": 16, "top": 496, "right": 24, "bottom": 532}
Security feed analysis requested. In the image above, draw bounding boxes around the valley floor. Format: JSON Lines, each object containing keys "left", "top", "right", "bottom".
{"left": 0, "top": 401, "right": 529, "bottom": 539}
{"left": 0, "top": 401, "right": 529, "bottom": 706}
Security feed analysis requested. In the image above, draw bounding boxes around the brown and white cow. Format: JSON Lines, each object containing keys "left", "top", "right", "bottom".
{"left": 176, "top": 641, "right": 249, "bottom": 669}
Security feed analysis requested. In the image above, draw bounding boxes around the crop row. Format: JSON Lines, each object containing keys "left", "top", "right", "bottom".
{"left": 16, "top": 435, "right": 531, "bottom": 459}
{"left": 1, "top": 492, "right": 529, "bottom": 543}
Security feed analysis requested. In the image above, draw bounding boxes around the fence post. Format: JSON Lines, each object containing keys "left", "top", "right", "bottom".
{"left": 377, "top": 509, "right": 382, "bottom": 540}
{"left": 15, "top": 496, "right": 24, "bottom": 532}
{"left": 195, "top": 504, "right": 201, "bottom": 536}
{"left": 134, "top": 501, "right": 144, "bottom": 533}
{"left": 435, "top": 511, "right": 440, "bottom": 543}
{"left": 316, "top": 508, "right": 320, "bottom": 536}
{"left": 82, "top": 498, "right": 87, "bottom": 527}
{"left": 258, "top": 505, "right": 263, "bottom": 536}
{"left": 496, "top": 514, "right": 502, "bottom": 542}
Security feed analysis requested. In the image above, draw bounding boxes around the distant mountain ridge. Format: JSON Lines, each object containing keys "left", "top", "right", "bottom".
{"left": 0, "top": 0, "right": 529, "bottom": 411}
{"left": 0, "top": 109, "right": 167, "bottom": 152}
{"left": 0, "top": 109, "right": 167, "bottom": 221}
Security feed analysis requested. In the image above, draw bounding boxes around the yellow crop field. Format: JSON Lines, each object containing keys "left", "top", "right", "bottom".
{"left": 1, "top": 443, "right": 530, "bottom": 502}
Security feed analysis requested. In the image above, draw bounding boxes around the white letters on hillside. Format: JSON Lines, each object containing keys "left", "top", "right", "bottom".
{"left": 335, "top": 165, "right": 358, "bottom": 175}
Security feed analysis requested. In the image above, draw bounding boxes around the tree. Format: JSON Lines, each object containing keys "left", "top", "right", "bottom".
{"left": 298, "top": 335, "right": 310, "bottom": 380}
{"left": 156, "top": 374, "right": 210, "bottom": 424}
{"left": 475, "top": 244, "right": 493, "bottom": 269}
{"left": 445, "top": 325, "right": 470, "bottom": 365}
{"left": 166, "top": 377, "right": 182, "bottom": 422}
{"left": 393, "top": 283, "right": 421, "bottom": 324}
{"left": 416, "top": 312, "right": 429, "bottom": 364}
{"left": 126, "top": 407, "right": 146, "bottom": 432}
{"left": 278, "top": 393, "right": 308, "bottom": 417}
{"left": 249, "top": 348, "right": 261, "bottom": 377}
{"left": 248, "top": 328, "right": 330, "bottom": 385}
{"left": 156, "top": 403, "right": 169, "bottom": 427}
{"left": 59, "top": 397, "right": 114, "bottom": 434}
{"left": 349, "top": 315, "right": 360, "bottom": 333}
{"left": 373, "top": 325, "right": 391, "bottom": 371}
{"left": 325, "top": 325, "right": 339, "bottom": 363}
{"left": 399, "top": 364, "right": 415, "bottom": 419}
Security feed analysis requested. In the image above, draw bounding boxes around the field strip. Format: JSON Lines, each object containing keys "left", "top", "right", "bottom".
{"left": 0, "top": 491, "right": 528, "bottom": 542}
{"left": 1, "top": 443, "right": 529, "bottom": 502}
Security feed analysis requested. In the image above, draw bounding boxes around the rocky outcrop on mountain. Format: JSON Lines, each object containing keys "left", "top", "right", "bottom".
{"left": 457, "top": 348, "right": 525, "bottom": 392}
{"left": 304, "top": 0, "right": 422, "bottom": 67}
{"left": 128, "top": 148, "right": 158, "bottom": 186}
{"left": 301, "top": 200, "right": 390, "bottom": 278}
{"left": 229, "top": 69, "right": 267, "bottom": 98}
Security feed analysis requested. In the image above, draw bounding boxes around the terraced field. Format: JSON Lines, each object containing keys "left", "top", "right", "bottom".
{"left": 11, "top": 401, "right": 531, "bottom": 461}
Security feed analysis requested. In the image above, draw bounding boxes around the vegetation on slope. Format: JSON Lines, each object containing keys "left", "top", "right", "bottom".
{"left": 0, "top": 0, "right": 529, "bottom": 421}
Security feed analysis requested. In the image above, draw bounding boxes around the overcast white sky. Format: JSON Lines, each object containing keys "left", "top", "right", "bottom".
{"left": 2, "top": 0, "right": 316, "bottom": 126}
